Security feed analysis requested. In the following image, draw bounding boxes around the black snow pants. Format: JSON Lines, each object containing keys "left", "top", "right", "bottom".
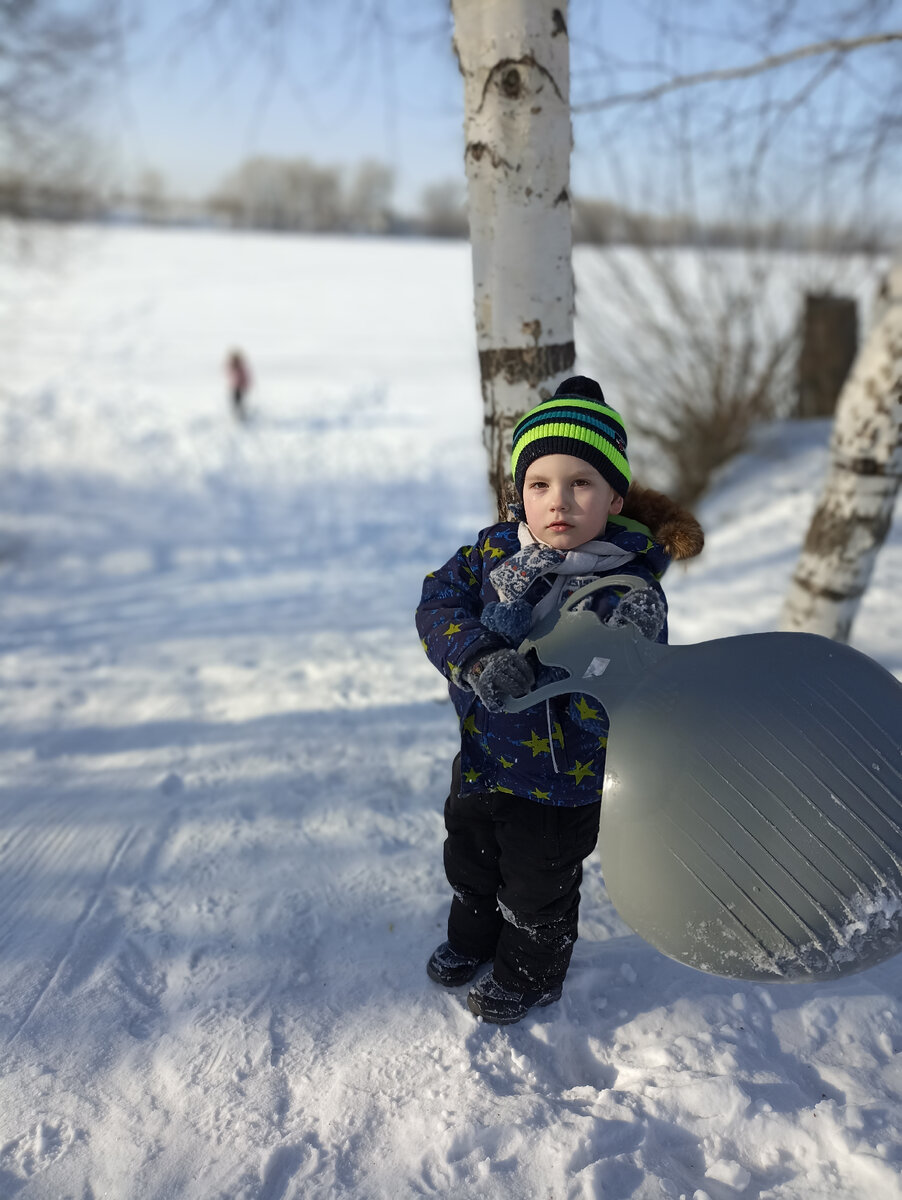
{"left": 443, "top": 754, "right": 602, "bottom": 993}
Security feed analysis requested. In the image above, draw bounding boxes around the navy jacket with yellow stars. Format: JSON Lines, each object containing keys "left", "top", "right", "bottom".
{"left": 416, "top": 484, "right": 705, "bottom": 807}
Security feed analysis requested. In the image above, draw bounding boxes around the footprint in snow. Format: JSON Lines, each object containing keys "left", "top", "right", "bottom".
{"left": 0, "top": 1119, "right": 78, "bottom": 1187}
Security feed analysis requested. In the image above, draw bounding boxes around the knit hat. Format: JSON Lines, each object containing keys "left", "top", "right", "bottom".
{"left": 510, "top": 376, "right": 631, "bottom": 497}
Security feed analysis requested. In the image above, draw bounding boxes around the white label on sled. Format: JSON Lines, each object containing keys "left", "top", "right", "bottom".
{"left": 583, "top": 656, "right": 611, "bottom": 678}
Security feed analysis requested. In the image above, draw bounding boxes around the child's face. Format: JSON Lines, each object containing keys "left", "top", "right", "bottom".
{"left": 522, "top": 454, "right": 624, "bottom": 550}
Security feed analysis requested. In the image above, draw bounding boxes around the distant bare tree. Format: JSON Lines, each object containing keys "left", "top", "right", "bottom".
{"left": 134, "top": 170, "right": 170, "bottom": 224}
{"left": 0, "top": 0, "right": 120, "bottom": 208}
{"left": 209, "top": 157, "right": 344, "bottom": 232}
{"left": 345, "top": 161, "right": 395, "bottom": 234}
{"left": 0, "top": 151, "right": 103, "bottom": 222}
{"left": 208, "top": 155, "right": 397, "bottom": 232}
{"left": 572, "top": 198, "right": 631, "bottom": 245}
{"left": 578, "top": 243, "right": 800, "bottom": 502}
{"left": 419, "top": 180, "right": 468, "bottom": 239}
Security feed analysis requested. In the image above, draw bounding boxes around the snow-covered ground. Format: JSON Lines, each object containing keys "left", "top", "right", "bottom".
{"left": 1, "top": 224, "right": 900, "bottom": 1200}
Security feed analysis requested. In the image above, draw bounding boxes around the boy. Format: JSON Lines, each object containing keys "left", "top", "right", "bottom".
{"left": 416, "top": 376, "right": 702, "bottom": 1024}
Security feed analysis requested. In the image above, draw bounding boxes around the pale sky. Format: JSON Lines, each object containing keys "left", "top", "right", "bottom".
{"left": 105, "top": 0, "right": 901, "bottom": 227}
{"left": 111, "top": 1, "right": 462, "bottom": 210}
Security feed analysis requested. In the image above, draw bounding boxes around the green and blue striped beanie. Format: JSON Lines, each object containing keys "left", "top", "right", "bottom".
{"left": 510, "top": 376, "right": 631, "bottom": 497}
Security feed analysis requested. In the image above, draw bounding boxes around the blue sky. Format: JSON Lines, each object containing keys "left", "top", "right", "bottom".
{"left": 112, "top": 1, "right": 464, "bottom": 209}
{"left": 108, "top": 0, "right": 901, "bottom": 226}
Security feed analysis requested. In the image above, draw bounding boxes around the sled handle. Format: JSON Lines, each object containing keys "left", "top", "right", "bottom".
{"left": 521, "top": 574, "right": 652, "bottom": 645}
{"left": 502, "top": 574, "right": 661, "bottom": 713}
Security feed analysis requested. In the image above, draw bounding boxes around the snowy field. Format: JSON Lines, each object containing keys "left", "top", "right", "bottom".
{"left": 1, "top": 223, "right": 901, "bottom": 1200}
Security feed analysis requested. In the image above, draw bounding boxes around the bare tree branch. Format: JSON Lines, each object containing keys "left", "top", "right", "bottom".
{"left": 574, "top": 31, "right": 902, "bottom": 112}
{"left": 0, "top": 0, "right": 124, "bottom": 216}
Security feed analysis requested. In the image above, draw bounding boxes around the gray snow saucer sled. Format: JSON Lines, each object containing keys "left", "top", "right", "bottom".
{"left": 504, "top": 577, "right": 902, "bottom": 983}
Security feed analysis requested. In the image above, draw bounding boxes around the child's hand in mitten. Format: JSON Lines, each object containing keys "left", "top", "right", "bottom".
{"left": 464, "top": 649, "right": 535, "bottom": 712}
{"left": 604, "top": 587, "right": 667, "bottom": 641}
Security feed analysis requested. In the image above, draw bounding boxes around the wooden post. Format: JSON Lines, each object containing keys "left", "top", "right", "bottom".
{"left": 796, "top": 293, "right": 858, "bottom": 418}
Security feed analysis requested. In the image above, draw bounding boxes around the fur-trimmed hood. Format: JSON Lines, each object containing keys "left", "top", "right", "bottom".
{"left": 621, "top": 482, "right": 704, "bottom": 563}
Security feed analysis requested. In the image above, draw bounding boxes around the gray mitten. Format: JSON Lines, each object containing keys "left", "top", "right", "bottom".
{"left": 605, "top": 587, "right": 667, "bottom": 641}
{"left": 464, "top": 649, "right": 535, "bottom": 713}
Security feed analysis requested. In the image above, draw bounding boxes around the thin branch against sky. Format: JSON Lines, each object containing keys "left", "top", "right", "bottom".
{"left": 573, "top": 31, "right": 902, "bottom": 112}
{"left": 568, "top": 0, "right": 902, "bottom": 232}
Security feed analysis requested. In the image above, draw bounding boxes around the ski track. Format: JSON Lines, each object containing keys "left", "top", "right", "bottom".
{"left": 0, "top": 225, "right": 900, "bottom": 1198}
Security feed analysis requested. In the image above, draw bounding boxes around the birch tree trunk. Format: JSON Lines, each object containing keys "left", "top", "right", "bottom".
{"left": 451, "top": 0, "right": 575, "bottom": 500}
{"left": 781, "top": 262, "right": 902, "bottom": 640}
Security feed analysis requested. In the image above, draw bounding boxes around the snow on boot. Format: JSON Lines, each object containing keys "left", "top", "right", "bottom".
{"left": 466, "top": 971, "right": 562, "bottom": 1024}
{"left": 426, "top": 941, "right": 491, "bottom": 988}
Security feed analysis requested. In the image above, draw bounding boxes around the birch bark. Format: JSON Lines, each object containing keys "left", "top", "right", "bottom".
{"left": 781, "top": 263, "right": 902, "bottom": 640}
{"left": 451, "top": 0, "right": 574, "bottom": 499}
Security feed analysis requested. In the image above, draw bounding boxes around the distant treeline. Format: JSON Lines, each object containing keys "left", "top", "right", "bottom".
{"left": 0, "top": 157, "right": 469, "bottom": 240}
{"left": 571, "top": 197, "right": 887, "bottom": 255}
{"left": 0, "top": 156, "right": 888, "bottom": 253}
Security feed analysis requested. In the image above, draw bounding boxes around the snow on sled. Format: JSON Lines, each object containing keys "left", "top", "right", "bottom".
{"left": 504, "top": 576, "right": 902, "bottom": 983}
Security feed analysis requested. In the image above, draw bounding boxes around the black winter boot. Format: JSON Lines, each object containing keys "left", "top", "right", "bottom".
{"left": 467, "top": 971, "right": 562, "bottom": 1024}
{"left": 426, "top": 941, "right": 491, "bottom": 988}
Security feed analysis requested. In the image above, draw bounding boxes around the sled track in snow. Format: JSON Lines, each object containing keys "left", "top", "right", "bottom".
{"left": 3, "top": 824, "right": 138, "bottom": 1045}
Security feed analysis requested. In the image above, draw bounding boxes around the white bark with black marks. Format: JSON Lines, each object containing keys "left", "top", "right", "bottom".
{"left": 781, "top": 263, "right": 902, "bottom": 641}
{"left": 451, "top": 0, "right": 575, "bottom": 499}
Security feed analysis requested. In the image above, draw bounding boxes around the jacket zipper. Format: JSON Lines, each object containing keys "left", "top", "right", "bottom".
{"left": 546, "top": 699, "right": 559, "bottom": 774}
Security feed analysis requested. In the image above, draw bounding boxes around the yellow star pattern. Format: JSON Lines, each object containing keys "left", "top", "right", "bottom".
{"left": 498, "top": 756, "right": 514, "bottom": 769}
{"left": 444, "top": 622, "right": 461, "bottom": 637}
{"left": 531, "top": 788, "right": 551, "bottom": 801}
{"left": 463, "top": 767, "right": 481, "bottom": 784}
{"left": 462, "top": 715, "right": 480, "bottom": 736}
{"left": 521, "top": 730, "right": 551, "bottom": 757}
{"left": 574, "top": 697, "right": 599, "bottom": 721}
{"left": 551, "top": 722, "right": 564, "bottom": 748}
{"left": 567, "top": 760, "right": 595, "bottom": 785}
{"left": 481, "top": 538, "right": 506, "bottom": 560}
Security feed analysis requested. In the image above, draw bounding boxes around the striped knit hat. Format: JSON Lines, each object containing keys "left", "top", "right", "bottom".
{"left": 511, "top": 376, "right": 631, "bottom": 497}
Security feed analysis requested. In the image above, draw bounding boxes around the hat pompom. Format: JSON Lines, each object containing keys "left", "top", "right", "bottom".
{"left": 553, "top": 376, "right": 605, "bottom": 404}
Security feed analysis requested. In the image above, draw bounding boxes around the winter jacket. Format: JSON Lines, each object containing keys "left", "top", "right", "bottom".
{"left": 416, "top": 485, "right": 704, "bottom": 807}
{"left": 227, "top": 355, "right": 250, "bottom": 391}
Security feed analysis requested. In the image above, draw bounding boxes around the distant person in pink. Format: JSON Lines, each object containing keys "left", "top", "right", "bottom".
{"left": 226, "top": 350, "right": 251, "bottom": 421}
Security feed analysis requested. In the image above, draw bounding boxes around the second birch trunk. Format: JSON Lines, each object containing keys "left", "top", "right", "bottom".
{"left": 781, "top": 263, "right": 902, "bottom": 641}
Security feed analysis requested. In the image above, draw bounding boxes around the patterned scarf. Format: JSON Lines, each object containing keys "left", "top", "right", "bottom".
{"left": 484, "top": 522, "right": 637, "bottom": 640}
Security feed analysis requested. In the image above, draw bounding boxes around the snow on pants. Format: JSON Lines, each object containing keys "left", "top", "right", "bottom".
{"left": 443, "top": 754, "right": 602, "bottom": 992}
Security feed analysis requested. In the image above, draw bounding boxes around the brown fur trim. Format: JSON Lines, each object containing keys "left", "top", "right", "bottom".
{"left": 621, "top": 482, "right": 704, "bottom": 561}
